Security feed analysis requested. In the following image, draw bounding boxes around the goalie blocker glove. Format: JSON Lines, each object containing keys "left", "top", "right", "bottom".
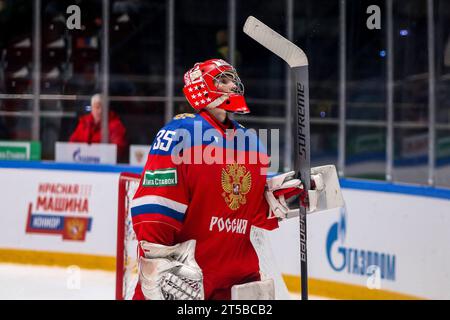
{"left": 138, "top": 239, "right": 204, "bottom": 300}
{"left": 265, "top": 165, "right": 344, "bottom": 220}
{"left": 265, "top": 171, "right": 324, "bottom": 220}
{"left": 265, "top": 171, "right": 305, "bottom": 220}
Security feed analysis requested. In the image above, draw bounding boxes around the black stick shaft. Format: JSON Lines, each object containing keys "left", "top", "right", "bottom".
{"left": 293, "top": 65, "right": 310, "bottom": 300}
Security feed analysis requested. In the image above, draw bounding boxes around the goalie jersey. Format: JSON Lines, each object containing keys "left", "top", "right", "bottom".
{"left": 131, "top": 110, "right": 278, "bottom": 300}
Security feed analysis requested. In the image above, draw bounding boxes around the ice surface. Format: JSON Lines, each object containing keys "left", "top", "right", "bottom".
{"left": 0, "top": 263, "right": 328, "bottom": 300}
{"left": 0, "top": 263, "right": 115, "bottom": 300}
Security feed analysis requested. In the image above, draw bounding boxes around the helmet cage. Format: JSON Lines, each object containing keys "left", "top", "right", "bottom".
{"left": 206, "top": 69, "right": 245, "bottom": 95}
{"left": 182, "top": 59, "right": 250, "bottom": 114}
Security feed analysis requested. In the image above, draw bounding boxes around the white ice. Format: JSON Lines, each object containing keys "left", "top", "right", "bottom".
{"left": 0, "top": 263, "right": 115, "bottom": 300}
{"left": 0, "top": 263, "right": 328, "bottom": 300}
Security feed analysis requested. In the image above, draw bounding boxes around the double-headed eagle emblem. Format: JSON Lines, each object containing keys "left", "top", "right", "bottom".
{"left": 221, "top": 163, "right": 252, "bottom": 210}
{"left": 65, "top": 218, "right": 87, "bottom": 241}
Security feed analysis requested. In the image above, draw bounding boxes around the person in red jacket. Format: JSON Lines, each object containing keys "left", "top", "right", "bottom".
{"left": 69, "top": 94, "right": 127, "bottom": 161}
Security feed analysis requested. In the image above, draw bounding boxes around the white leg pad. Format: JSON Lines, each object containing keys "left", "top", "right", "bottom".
{"left": 231, "top": 278, "right": 275, "bottom": 300}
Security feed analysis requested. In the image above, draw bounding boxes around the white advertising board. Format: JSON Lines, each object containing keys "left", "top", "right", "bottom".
{"left": 269, "top": 188, "right": 450, "bottom": 299}
{"left": 0, "top": 168, "right": 119, "bottom": 256}
{"left": 55, "top": 142, "right": 117, "bottom": 164}
{"left": 129, "top": 145, "right": 151, "bottom": 166}
{"left": 1, "top": 163, "right": 450, "bottom": 299}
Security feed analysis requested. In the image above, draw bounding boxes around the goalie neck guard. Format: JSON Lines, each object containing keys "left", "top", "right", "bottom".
{"left": 182, "top": 59, "right": 250, "bottom": 114}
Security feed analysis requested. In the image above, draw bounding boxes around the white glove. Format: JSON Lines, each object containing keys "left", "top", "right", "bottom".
{"left": 264, "top": 171, "right": 305, "bottom": 220}
{"left": 265, "top": 165, "right": 345, "bottom": 220}
{"left": 138, "top": 240, "right": 204, "bottom": 300}
{"left": 265, "top": 170, "right": 330, "bottom": 219}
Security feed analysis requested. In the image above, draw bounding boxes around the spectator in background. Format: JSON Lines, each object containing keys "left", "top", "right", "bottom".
{"left": 69, "top": 93, "right": 127, "bottom": 161}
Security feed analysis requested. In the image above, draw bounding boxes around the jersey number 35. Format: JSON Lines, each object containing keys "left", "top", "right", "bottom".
{"left": 153, "top": 130, "right": 176, "bottom": 152}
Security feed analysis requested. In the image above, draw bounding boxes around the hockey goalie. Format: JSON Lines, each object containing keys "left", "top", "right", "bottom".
{"left": 130, "top": 59, "right": 344, "bottom": 300}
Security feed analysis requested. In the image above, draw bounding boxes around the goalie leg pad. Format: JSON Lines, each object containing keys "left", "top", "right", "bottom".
{"left": 231, "top": 279, "right": 275, "bottom": 300}
{"left": 138, "top": 240, "right": 204, "bottom": 300}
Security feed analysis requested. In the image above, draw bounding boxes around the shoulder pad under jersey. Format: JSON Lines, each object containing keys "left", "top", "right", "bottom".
{"left": 173, "top": 113, "right": 196, "bottom": 120}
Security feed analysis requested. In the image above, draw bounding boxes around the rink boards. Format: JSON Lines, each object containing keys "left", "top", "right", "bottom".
{"left": 0, "top": 161, "right": 449, "bottom": 299}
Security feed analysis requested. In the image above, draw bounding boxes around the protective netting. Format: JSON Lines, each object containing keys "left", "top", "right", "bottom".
{"left": 118, "top": 177, "right": 139, "bottom": 300}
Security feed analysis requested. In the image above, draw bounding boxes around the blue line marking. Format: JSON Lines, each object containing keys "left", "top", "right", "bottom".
{"left": 340, "top": 178, "right": 450, "bottom": 200}
{"left": 0, "top": 160, "right": 143, "bottom": 174}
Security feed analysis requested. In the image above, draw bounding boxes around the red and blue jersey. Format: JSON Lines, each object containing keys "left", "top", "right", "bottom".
{"left": 131, "top": 110, "right": 278, "bottom": 300}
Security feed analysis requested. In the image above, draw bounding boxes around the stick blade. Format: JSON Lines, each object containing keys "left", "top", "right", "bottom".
{"left": 243, "top": 16, "right": 308, "bottom": 68}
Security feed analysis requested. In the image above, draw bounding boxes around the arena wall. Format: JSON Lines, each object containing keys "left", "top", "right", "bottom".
{"left": 1, "top": 161, "right": 449, "bottom": 299}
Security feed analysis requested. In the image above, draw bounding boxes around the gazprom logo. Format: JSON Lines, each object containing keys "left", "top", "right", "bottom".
{"left": 73, "top": 148, "right": 100, "bottom": 163}
{"left": 325, "top": 207, "right": 396, "bottom": 281}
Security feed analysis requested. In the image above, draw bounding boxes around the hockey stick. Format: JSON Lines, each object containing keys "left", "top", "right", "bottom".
{"left": 243, "top": 16, "right": 311, "bottom": 300}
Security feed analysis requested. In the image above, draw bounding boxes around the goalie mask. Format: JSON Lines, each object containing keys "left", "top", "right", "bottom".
{"left": 182, "top": 59, "right": 250, "bottom": 114}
